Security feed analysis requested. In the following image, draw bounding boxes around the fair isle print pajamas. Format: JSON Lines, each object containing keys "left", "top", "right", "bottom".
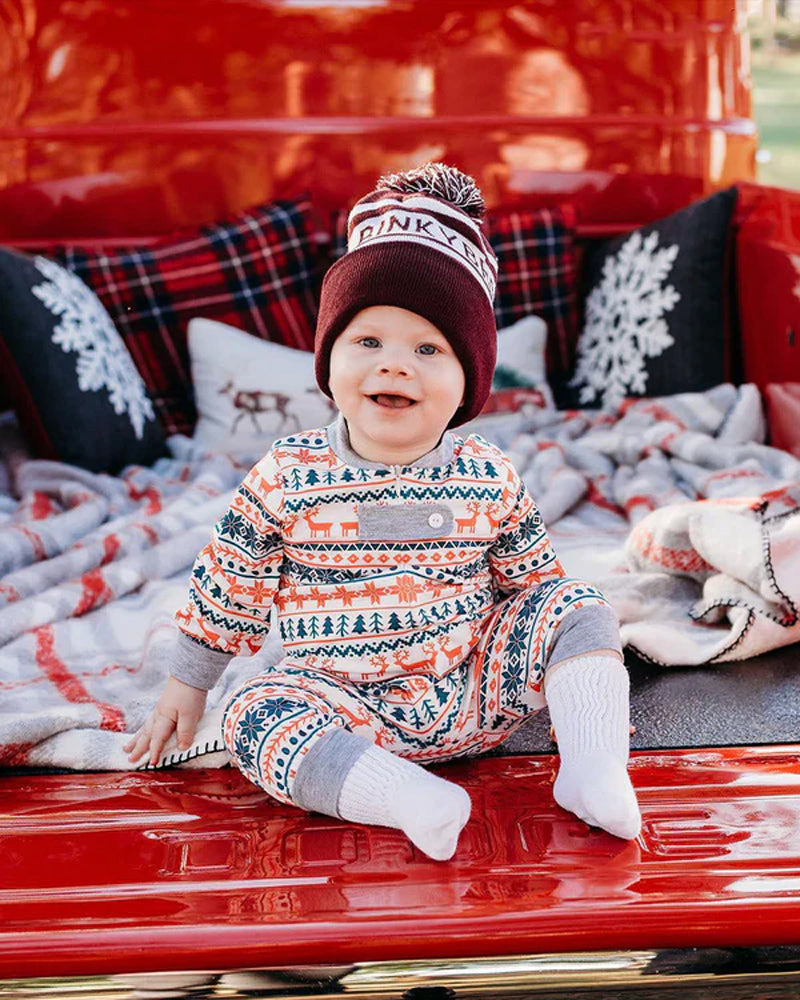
{"left": 222, "top": 579, "right": 609, "bottom": 805}
{"left": 173, "top": 415, "right": 619, "bottom": 810}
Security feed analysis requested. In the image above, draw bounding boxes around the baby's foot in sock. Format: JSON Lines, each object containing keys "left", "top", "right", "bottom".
{"left": 391, "top": 773, "right": 472, "bottom": 861}
{"left": 554, "top": 751, "right": 641, "bottom": 840}
{"left": 337, "top": 744, "right": 472, "bottom": 861}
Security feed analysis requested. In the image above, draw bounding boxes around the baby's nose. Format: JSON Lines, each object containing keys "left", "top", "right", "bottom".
{"left": 379, "top": 356, "right": 411, "bottom": 375}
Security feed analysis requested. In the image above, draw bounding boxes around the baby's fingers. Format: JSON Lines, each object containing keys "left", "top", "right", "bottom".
{"left": 147, "top": 714, "right": 177, "bottom": 766}
{"left": 125, "top": 726, "right": 152, "bottom": 763}
{"left": 177, "top": 714, "right": 200, "bottom": 751}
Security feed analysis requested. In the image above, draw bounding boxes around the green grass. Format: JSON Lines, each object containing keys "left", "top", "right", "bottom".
{"left": 751, "top": 48, "right": 800, "bottom": 190}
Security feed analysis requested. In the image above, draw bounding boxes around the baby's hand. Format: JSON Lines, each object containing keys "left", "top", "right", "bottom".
{"left": 124, "top": 676, "right": 208, "bottom": 766}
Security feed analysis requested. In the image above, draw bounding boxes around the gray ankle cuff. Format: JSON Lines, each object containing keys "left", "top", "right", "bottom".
{"left": 292, "top": 727, "right": 373, "bottom": 817}
{"left": 547, "top": 603, "right": 622, "bottom": 668}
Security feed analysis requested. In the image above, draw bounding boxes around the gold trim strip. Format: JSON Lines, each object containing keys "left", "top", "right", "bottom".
{"left": 2, "top": 947, "right": 800, "bottom": 1000}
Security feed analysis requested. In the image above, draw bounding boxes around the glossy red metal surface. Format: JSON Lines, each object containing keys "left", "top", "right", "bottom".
{"left": 0, "top": 4, "right": 797, "bottom": 981}
{"left": 735, "top": 183, "right": 800, "bottom": 387}
{"left": 0, "top": 0, "right": 756, "bottom": 239}
{"left": 2, "top": 748, "right": 800, "bottom": 979}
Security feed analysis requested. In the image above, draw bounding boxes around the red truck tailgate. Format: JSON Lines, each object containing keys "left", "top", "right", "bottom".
{"left": 2, "top": 748, "right": 800, "bottom": 980}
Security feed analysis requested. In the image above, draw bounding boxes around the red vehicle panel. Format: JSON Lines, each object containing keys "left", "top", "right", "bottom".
{"left": 3, "top": 749, "right": 800, "bottom": 979}
{"left": 1, "top": 1, "right": 799, "bottom": 992}
{"left": 0, "top": 0, "right": 756, "bottom": 239}
{"left": 736, "top": 182, "right": 800, "bottom": 390}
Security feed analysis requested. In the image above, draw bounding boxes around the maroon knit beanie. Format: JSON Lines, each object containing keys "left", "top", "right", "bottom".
{"left": 315, "top": 163, "right": 498, "bottom": 427}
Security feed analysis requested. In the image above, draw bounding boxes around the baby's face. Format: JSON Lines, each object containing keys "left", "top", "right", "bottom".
{"left": 328, "top": 305, "right": 466, "bottom": 464}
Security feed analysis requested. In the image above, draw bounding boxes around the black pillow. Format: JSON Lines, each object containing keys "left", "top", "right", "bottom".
{"left": 562, "top": 187, "right": 738, "bottom": 410}
{"left": 0, "top": 249, "right": 166, "bottom": 473}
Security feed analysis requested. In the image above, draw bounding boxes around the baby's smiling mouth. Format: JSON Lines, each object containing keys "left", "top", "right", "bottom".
{"left": 368, "top": 393, "right": 418, "bottom": 409}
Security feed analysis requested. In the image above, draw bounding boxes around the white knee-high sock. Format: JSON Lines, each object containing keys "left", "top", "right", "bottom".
{"left": 544, "top": 655, "right": 641, "bottom": 840}
{"left": 337, "top": 744, "right": 471, "bottom": 861}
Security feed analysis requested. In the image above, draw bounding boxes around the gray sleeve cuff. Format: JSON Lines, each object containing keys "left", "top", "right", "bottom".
{"left": 171, "top": 630, "right": 233, "bottom": 691}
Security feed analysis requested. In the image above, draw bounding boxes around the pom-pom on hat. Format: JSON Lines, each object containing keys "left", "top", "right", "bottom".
{"left": 315, "top": 162, "right": 498, "bottom": 427}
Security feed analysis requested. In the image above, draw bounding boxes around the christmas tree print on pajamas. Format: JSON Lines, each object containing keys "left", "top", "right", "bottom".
{"left": 175, "top": 418, "right": 613, "bottom": 808}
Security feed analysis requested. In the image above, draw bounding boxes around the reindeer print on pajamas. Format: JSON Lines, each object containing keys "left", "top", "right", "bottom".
{"left": 175, "top": 416, "right": 613, "bottom": 806}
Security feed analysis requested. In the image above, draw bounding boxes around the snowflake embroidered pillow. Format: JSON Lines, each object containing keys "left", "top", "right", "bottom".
{"left": 565, "top": 187, "right": 738, "bottom": 410}
{"left": 0, "top": 249, "right": 166, "bottom": 473}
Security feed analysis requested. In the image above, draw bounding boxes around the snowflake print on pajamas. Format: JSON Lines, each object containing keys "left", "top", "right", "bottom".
{"left": 569, "top": 230, "right": 681, "bottom": 410}
{"left": 31, "top": 256, "right": 155, "bottom": 439}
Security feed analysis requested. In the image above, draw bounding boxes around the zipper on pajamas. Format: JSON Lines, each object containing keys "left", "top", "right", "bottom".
{"left": 392, "top": 465, "right": 403, "bottom": 501}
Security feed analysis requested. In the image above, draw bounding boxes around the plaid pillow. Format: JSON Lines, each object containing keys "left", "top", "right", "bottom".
{"left": 486, "top": 204, "right": 579, "bottom": 386}
{"left": 60, "top": 198, "right": 319, "bottom": 436}
{"left": 330, "top": 204, "right": 579, "bottom": 386}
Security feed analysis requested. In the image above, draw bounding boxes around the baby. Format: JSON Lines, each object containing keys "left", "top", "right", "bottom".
{"left": 127, "top": 163, "right": 641, "bottom": 860}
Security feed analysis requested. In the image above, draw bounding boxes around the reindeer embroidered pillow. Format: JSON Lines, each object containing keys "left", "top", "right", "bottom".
{"left": 188, "top": 317, "right": 336, "bottom": 454}
{"left": 190, "top": 313, "right": 556, "bottom": 455}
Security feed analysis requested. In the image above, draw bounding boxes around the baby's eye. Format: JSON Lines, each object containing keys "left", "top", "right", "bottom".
{"left": 358, "top": 336, "right": 381, "bottom": 349}
{"left": 417, "top": 343, "right": 440, "bottom": 356}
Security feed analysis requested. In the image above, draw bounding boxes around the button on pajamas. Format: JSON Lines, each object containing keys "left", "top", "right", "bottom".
{"left": 173, "top": 416, "right": 621, "bottom": 813}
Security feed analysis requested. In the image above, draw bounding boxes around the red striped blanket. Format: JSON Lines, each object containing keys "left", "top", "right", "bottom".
{"left": 1, "top": 383, "right": 798, "bottom": 769}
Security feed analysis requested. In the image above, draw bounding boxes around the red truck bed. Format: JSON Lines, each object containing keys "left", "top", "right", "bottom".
{"left": 3, "top": 749, "right": 800, "bottom": 983}
{"left": 1, "top": 2, "right": 800, "bottom": 995}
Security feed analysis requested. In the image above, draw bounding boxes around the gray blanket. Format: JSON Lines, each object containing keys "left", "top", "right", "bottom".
{"left": 1, "top": 383, "right": 798, "bottom": 769}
